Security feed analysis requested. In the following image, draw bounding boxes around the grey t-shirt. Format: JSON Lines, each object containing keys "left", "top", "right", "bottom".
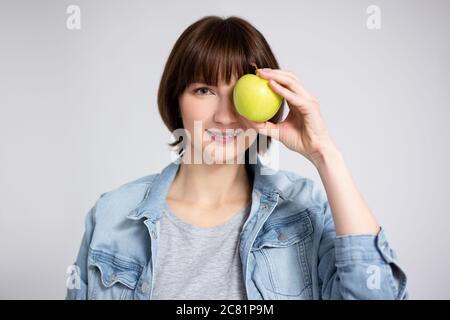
{"left": 151, "top": 200, "right": 251, "bottom": 300}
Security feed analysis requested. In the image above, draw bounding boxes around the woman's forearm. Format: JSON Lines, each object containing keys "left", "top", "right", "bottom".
{"left": 310, "top": 143, "right": 381, "bottom": 236}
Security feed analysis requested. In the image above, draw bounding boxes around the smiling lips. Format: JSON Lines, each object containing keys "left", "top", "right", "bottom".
{"left": 206, "top": 129, "right": 244, "bottom": 144}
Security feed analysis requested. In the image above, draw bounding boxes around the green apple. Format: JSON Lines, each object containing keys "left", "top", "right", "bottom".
{"left": 233, "top": 73, "right": 282, "bottom": 123}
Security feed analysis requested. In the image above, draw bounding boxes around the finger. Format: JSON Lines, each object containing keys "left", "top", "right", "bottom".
{"left": 267, "top": 78, "right": 303, "bottom": 105}
{"left": 240, "top": 116, "right": 281, "bottom": 140}
{"left": 257, "top": 69, "right": 302, "bottom": 95}
{"left": 268, "top": 79, "right": 316, "bottom": 114}
{"left": 294, "top": 81, "right": 316, "bottom": 101}
{"left": 259, "top": 69, "right": 316, "bottom": 101}
{"left": 263, "top": 68, "right": 298, "bottom": 82}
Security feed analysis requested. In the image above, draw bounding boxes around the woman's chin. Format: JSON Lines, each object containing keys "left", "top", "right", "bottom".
{"left": 203, "top": 145, "right": 247, "bottom": 164}
{"left": 202, "top": 150, "right": 243, "bottom": 164}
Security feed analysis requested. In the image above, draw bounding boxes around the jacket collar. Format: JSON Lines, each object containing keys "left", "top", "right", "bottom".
{"left": 126, "top": 155, "right": 282, "bottom": 223}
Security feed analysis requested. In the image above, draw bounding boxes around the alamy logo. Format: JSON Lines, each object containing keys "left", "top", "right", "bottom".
{"left": 168, "top": 121, "right": 280, "bottom": 174}
{"left": 66, "top": 5, "right": 81, "bottom": 30}
{"left": 366, "top": 265, "right": 381, "bottom": 290}
{"left": 366, "top": 5, "right": 381, "bottom": 30}
{"left": 66, "top": 264, "right": 81, "bottom": 290}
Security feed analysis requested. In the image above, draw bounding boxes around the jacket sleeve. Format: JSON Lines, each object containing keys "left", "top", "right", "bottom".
{"left": 65, "top": 198, "right": 101, "bottom": 300}
{"left": 311, "top": 182, "right": 408, "bottom": 300}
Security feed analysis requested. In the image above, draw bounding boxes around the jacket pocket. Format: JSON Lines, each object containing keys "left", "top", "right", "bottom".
{"left": 87, "top": 249, "right": 143, "bottom": 300}
{"left": 251, "top": 210, "right": 314, "bottom": 298}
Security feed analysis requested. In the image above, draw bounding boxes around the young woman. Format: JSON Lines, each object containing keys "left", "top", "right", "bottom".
{"left": 66, "top": 15, "right": 407, "bottom": 300}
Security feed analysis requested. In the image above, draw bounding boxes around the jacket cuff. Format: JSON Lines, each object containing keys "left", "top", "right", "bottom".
{"left": 333, "top": 227, "right": 408, "bottom": 299}
{"left": 334, "top": 227, "right": 397, "bottom": 264}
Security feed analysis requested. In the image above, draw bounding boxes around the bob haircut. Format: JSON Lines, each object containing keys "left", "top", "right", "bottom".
{"left": 157, "top": 15, "right": 285, "bottom": 159}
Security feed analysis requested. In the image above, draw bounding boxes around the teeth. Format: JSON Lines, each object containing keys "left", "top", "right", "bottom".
{"left": 208, "top": 129, "right": 242, "bottom": 137}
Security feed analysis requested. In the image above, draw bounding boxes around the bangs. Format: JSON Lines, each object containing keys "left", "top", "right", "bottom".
{"left": 175, "top": 17, "right": 278, "bottom": 91}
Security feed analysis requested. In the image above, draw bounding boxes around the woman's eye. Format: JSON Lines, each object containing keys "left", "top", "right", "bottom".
{"left": 194, "top": 87, "right": 213, "bottom": 96}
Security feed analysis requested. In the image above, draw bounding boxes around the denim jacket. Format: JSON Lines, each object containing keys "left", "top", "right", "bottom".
{"left": 66, "top": 156, "right": 407, "bottom": 300}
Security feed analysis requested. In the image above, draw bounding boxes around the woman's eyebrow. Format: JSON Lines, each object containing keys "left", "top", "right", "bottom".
{"left": 190, "top": 82, "right": 235, "bottom": 91}
{"left": 191, "top": 82, "right": 215, "bottom": 87}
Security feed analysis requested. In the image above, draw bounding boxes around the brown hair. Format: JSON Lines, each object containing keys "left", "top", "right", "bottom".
{"left": 157, "top": 15, "right": 285, "bottom": 157}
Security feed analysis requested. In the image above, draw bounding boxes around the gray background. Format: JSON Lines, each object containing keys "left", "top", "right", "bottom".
{"left": 0, "top": 0, "right": 449, "bottom": 299}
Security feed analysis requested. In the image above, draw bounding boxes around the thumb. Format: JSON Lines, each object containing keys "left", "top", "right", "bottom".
{"left": 241, "top": 117, "right": 281, "bottom": 141}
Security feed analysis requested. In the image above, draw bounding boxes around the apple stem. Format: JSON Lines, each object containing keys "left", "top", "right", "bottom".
{"left": 250, "top": 62, "right": 259, "bottom": 74}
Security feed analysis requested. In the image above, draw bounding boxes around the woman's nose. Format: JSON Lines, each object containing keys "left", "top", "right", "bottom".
{"left": 213, "top": 97, "right": 239, "bottom": 125}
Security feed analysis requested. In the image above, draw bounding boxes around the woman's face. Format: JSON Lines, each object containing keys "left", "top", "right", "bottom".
{"left": 178, "top": 74, "right": 257, "bottom": 164}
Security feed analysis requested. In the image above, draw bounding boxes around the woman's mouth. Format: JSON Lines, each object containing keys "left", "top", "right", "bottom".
{"left": 206, "top": 129, "right": 244, "bottom": 144}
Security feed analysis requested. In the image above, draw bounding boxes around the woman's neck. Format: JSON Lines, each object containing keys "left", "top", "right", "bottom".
{"left": 166, "top": 161, "right": 252, "bottom": 208}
